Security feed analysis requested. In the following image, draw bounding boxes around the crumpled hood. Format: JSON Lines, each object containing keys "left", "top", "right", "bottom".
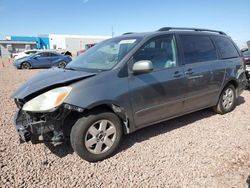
{"left": 11, "top": 68, "right": 96, "bottom": 99}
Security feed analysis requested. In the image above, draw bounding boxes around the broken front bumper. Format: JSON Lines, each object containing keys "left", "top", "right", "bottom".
{"left": 13, "top": 109, "right": 54, "bottom": 143}
{"left": 13, "top": 105, "right": 73, "bottom": 145}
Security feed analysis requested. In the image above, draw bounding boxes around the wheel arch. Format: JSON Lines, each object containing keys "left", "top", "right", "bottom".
{"left": 20, "top": 61, "right": 32, "bottom": 68}
{"left": 63, "top": 102, "right": 130, "bottom": 138}
{"left": 227, "top": 79, "right": 238, "bottom": 89}
{"left": 214, "top": 78, "right": 239, "bottom": 107}
{"left": 221, "top": 78, "right": 239, "bottom": 93}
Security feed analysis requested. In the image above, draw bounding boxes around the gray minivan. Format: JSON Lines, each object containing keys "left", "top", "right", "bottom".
{"left": 12, "top": 27, "right": 246, "bottom": 162}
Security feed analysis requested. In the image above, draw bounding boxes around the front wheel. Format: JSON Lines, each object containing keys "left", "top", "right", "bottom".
{"left": 21, "top": 62, "right": 31, "bottom": 69}
{"left": 58, "top": 61, "right": 67, "bottom": 68}
{"left": 70, "top": 110, "right": 123, "bottom": 162}
{"left": 213, "top": 84, "right": 236, "bottom": 114}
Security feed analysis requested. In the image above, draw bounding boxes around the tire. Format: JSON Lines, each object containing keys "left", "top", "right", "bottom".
{"left": 58, "top": 61, "right": 66, "bottom": 68}
{"left": 21, "top": 62, "right": 31, "bottom": 69}
{"left": 70, "top": 110, "right": 123, "bottom": 162}
{"left": 213, "top": 84, "right": 236, "bottom": 114}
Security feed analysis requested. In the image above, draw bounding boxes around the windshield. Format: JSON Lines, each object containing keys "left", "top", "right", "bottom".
{"left": 66, "top": 37, "right": 142, "bottom": 71}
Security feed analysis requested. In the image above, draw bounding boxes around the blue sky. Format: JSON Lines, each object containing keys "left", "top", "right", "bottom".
{"left": 0, "top": 0, "right": 249, "bottom": 47}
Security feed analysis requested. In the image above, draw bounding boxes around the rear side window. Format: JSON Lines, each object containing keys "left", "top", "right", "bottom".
{"left": 180, "top": 35, "right": 217, "bottom": 64}
{"left": 213, "top": 36, "right": 239, "bottom": 59}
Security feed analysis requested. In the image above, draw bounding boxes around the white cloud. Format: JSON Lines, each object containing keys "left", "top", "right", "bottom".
{"left": 83, "top": 0, "right": 89, "bottom": 3}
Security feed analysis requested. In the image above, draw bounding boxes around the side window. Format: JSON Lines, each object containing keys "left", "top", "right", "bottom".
{"left": 40, "top": 52, "right": 50, "bottom": 57}
{"left": 144, "top": 41, "right": 156, "bottom": 49}
{"left": 50, "top": 53, "right": 58, "bottom": 57}
{"left": 134, "top": 35, "right": 177, "bottom": 70}
{"left": 180, "top": 35, "right": 217, "bottom": 64}
{"left": 213, "top": 36, "right": 239, "bottom": 59}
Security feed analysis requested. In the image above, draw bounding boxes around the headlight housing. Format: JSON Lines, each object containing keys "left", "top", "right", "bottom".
{"left": 22, "top": 86, "right": 72, "bottom": 112}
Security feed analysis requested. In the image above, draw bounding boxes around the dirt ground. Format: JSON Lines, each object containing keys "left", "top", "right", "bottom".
{"left": 0, "top": 63, "right": 250, "bottom": 187}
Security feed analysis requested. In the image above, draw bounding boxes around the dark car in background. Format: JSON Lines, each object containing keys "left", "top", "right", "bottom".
{"left": 61, "top": 51, "right": 72, "bottom": 57}
{"left": 243, "top": 49, "right": 250, "bottom": 87}
{"left": 12, "top": 27, "right": 246, "bottom": 162}
{"left": 13, "top": 51, "right": 72, "bottom": 69}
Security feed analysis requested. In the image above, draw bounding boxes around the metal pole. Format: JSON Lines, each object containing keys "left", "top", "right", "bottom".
{"left": 112, "top": 26, "right": 114, "bottom": 38}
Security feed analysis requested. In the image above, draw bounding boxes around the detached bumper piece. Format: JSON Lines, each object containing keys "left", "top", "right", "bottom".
{"left": 13, "top": 107, "right": 70, "bottom": 146}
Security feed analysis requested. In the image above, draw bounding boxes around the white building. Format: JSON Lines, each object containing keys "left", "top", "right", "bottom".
{"left": 45, "top": 34, "right": 111, "bottom": 54}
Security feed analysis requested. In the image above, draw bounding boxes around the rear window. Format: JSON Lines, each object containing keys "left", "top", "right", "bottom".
{"left": 180, "top": 35, "right": 217, "bottom": 64}
{"left": 213, "top": 36, "right": 239, "bottom": 59}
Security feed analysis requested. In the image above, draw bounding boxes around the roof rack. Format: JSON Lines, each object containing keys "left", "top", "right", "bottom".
{"left": 158, "top": 27, "right": 227, "bottom": 35}
{"left": 122, "top": 32, "right": 134, "bottom": 35}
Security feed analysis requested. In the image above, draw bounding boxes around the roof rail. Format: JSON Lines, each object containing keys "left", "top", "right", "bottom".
{"left": 123, "top": 32, "right": 135, "bottom": 35}
{"left": 158, "top": 27, "right": 227, "bottom": 35}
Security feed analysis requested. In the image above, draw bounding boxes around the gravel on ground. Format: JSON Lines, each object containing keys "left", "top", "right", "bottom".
{"left": 0, "top": 64, "right": 250, "bottom": 187}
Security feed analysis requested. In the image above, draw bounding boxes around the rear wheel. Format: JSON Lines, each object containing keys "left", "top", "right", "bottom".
{"left": 213, "top": 84, "right": 236, "bottom": 114}
{"left": 58, "top": 61, "right": 66, "bottom": 68}
{"left": 21, "top": 62, "right": 31, "bottom": 69}
{"left": 70, "top": 110, "right": 123, "bottom": 162}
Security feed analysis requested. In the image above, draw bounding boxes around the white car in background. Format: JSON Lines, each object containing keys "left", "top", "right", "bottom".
{"left": 13, "top": 50, "right": 39, "bottom": 60}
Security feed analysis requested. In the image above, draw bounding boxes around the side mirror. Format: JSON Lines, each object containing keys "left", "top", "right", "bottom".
{"left": 132, "top": 60, "right": 153, "bottom": 74}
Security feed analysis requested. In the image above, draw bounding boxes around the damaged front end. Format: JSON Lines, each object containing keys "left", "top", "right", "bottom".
{"left": 14, "top": 100, "right": 83, "bottom": 146}
{"left": 13, "top": 99, "right": 83, "bottom": 146}
{"left": 11, "top": 68, "right": 97, "bottom": 146}
{"left": 14, "top": 102, "right": 66, "bottom": 145}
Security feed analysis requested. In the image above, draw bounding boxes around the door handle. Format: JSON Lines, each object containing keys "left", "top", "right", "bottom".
{"left": 173, "top": 71, "right": 182, "bottom": 78}
{"left": 185, "top": 68, "right": 194, "bottom": 75}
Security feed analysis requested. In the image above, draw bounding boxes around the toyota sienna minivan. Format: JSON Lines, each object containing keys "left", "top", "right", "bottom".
{"left": 12, "top": 27, "right": 246, "bottom": 162}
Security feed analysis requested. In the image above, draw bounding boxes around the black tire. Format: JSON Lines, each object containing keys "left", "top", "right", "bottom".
{"left": 58, "top": 61, "right": 66, "bottom": 68}
{"left": 213, "top": 84, "right": 236, "bottom": 114}
{"left": 21, "top": 62, "right": 31, "bottom": 69}
{"left": 70, "top": 110, "right": 123, "bottom": 162}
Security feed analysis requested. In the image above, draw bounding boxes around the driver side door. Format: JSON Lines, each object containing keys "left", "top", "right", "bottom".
{"left": 128, "top": 34, "right": 186, "bottom": 128}
{"left": 33, "top": 52, "right": 52, "bottom": 68}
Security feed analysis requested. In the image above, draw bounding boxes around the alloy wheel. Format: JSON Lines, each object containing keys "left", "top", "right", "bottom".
{"left": 58, "top": 61, "right": 66, "bottom": 68}
{"left": 85, "top": 120, "right": 117, "bottom": 154}
{"left": 21, "top": 62, "right": 31, "bottom": 69}
{"left": 222, "top": 88, "right": 234, "bottom": 110}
